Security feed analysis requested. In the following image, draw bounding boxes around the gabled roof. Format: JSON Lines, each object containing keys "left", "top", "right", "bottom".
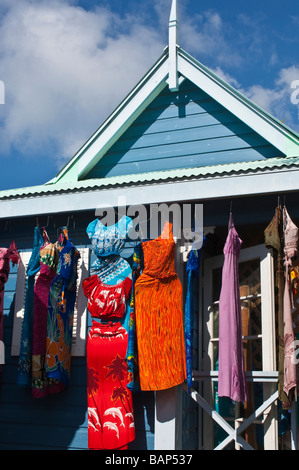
{"left": 48, "top": 45, "right": 299, "bottom": 187}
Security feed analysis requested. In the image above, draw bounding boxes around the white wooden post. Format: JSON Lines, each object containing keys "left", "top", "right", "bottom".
{"left": 260, "top": 249, "right": 278, "bottom": 449}
{"left": 155, "top": 386, "right": 182, "bottom": 450}
{"left": 169, "top": 0, "right": 179, "bottom": 91}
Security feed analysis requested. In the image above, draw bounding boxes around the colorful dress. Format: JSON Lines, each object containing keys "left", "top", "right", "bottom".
{"left": 83, "top": 275, "right": 132, "bottom": 319}
{"left": 87, "top": 216, "right": 133, "bottom": 257}
{"left": 90, "top": 255, "right": 132, "bottom": 284}
{"left": 17, "top": 227, "right": 43, "bottom": 387}
{"left": 84, "top": 216, "right": 135, "bottom": 450}
{"left": 32, "top": 230, "right": 58, "bottom": 398}
{"left": 218, "top": 213, "right": 247, "bottom": 402}
{"left": 83, "top": 276, "right": 134, "bottom": 449}
{"left": 90, "top": 255, "right": 132, "bottom": 332}
{"left": 126, "top": 244, "right": 143, "bottom": 391}
{"left": 134, "top": 221, "right": 186, "bottom": 391}
{"left": 45, "top": 228, "right": 80, "bottom": 392}
{"left": 282, "top": 207, "right": 298, "bottom": 401}
{"left": 87, "top": 321, "right": 135, "bottom": 450}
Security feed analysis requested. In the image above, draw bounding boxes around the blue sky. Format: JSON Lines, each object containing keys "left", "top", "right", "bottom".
{"left": 0, "top": 0, "right": 298, "bottom": 191}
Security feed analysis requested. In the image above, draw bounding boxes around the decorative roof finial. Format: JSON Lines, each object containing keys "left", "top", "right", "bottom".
{"left": 168, "top": 0, "right": 179, "bottom": 91}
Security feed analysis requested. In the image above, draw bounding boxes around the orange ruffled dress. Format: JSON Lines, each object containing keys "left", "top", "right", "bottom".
{"left": 134, "top": 221, "right": 186, "bottom": 390}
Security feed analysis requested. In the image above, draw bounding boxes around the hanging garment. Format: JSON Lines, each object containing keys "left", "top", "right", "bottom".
{"left": 87, "top": 321, "right": 135, "bottom": 450}
{"left": 90, "top": 255, "right": 132, "bottom": 283}
{"left": 218, "top": 213, "right": 247, "bottom": 402}
{"left": 82, "top": 275, "right": 132, "bottom": 319}
{"left": 126, "top": 243, "right": 143, "bottom": 392}
{"left": 0, "top": 241, "right": 19, "bottom": 368}
{"left": 32, "top": 230, "right": 58, "bottom": 398}
{"left": 134, "top": 221, "right": 186, "bottom": 391}
{"left": 264, "top": 206, "right": 289, "bottom": 407}
{"left": 86, "top": 216, "right": 133, "bottom": 257}
{"left": 84, "top": 216, "right": 135, "bottom": 450}
{"left": 17, "top": 227, "right": 43, "bottom": 386}
{"left": 282, "top": 207, "right": 298, "bottom": 401}
{"left": 45, "top": 228, "right": 80, "bottom": 392}
{"left": 89, "top": 254, "right": 132, "bottom": 332}
{"left": 185, "top": 243, "right": 203, "bottom": 394}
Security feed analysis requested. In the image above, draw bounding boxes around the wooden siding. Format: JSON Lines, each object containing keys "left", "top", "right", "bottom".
{"left": 84, "top": 79, "right": 284, "bottom": 179}
{"left": 0, "top": 218, "right": 154, "bottom": 450}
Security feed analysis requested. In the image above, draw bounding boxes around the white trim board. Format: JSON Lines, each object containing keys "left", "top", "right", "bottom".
{"left": 53, "top": 56, "right": 169, "bottom": 184}
{"left": 178, "top": 52, "right": 299, "bottom": 157}
{"left": 1, "top": 168, "right": 299, "bottom": 219}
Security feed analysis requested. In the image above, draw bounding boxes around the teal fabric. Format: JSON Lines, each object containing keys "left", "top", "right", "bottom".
{"left": 17, "top": 227, "right": 43, "bottom": 387}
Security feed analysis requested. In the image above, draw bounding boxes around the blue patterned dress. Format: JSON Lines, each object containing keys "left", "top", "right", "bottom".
{"left": 45, "top": 228, "right": 80, "bottom": 392}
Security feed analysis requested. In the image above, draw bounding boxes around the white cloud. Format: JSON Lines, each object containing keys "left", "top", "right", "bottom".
{"left": 213, "top": 65, "right": 299, "bottom": 133}
{"left": 0, "top": 0, "right": 298, "bottom": 177}
{"left": 0, "top": 0, "right": 164, "bottom": 166}
{"left": 179, "top": 9, "right": 243, "bottom": 68}
{"left": 244, "top": 67, "right": 299, "bottom": 131}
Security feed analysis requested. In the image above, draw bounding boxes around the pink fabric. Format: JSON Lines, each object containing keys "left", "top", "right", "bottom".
{"left": 283, "top": 207, "right": 298, "bottom": 398}
{"left": 284, "top": 207, "right": 298, "bottom": 260}
{"left": 218, "top": 214, "right": 247, "bottom": 402}
{"left": 283, "top": 271, "right": 297, "bottom": 397}
{"left": 32, "top": 264, "right": 56, "bottom": 356}
{"left": 32, "top": 240, "right": 57, "bottom": 398}
{"left": 0, "top": 241, "right": 19, "bottom": 348}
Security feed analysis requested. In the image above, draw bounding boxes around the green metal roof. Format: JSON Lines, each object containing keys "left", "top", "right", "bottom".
{"left": 1, "top": 156, "right": 299, "bottom": 201}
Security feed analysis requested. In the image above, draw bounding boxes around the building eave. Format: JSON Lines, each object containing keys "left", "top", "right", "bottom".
{"left": 1, "top": 157, "right": 299, "bottom": 219}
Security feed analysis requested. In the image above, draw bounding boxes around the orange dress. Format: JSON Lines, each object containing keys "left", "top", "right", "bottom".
{"left": 134, "top": 221, "right": 186, "bottom": 390}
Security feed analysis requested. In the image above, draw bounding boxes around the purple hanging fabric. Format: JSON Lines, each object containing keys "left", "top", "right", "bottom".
{"left": 282, "top": 207, "right": 298, "bottom": 401}
{"left": 218, "top": 213, "right": 247, "bottom": 402}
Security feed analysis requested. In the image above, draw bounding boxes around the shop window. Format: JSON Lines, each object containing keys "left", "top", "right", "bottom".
{"left": 198, "top": 243, "right": 277, "bottom": 450}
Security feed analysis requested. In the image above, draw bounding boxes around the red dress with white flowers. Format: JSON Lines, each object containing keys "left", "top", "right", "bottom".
{"left": 83, "top": 276, "right": 135, "bottom": 450}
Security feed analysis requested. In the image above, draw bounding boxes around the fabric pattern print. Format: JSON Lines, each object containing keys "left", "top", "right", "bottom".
{"left": 32, "top": 231, "right": 58, "bottom": 398}
{"left": 90, "top": 255, "right": 132, "bottom": 284}
{"left": 134, "top": 221, "right": 186, "bottom": 391}
{"left": 86, "top": 216, "right": 133, "bottom": 257}
{"left": 45, "top": 228, "right": 80, "bottom": 392}
{"left": 82, "top": 275, "right": 132, "bottom": 319}
{"left": 126, "top": 243, "right": 143, "bottom": 391}
{"left": 87, "top": 321, "right": 135, "bottom": 450}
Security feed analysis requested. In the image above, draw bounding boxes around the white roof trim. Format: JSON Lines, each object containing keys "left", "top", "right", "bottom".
{"left": 2, "top": 168, "right": 299, "bottom": 220}
{"left": 178, "top": 50, "right": 299, "bottom": 157}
